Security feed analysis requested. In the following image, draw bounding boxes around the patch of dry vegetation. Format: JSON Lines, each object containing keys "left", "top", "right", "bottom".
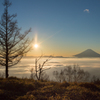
{"left": 0, "top": 77, "right": 100, "bottom": 100}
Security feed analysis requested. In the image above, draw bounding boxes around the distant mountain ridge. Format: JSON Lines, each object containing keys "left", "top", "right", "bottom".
{"left": 74, "top": 49, "right": 100, "bottom": 57}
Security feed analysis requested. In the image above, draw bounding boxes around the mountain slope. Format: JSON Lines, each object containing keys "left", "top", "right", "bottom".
{"left": 74, "top": 49, "right": 100, "bottom": 57}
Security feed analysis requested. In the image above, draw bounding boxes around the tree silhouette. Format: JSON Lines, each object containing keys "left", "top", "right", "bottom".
{"left": 53, "top": 65, "right": 90, "bottom": 82}
{"left": 0, "top": 0, "right": 32, "bottom": 78}
{"left": 30, "top": 55, "right": 51, "bottom": 81}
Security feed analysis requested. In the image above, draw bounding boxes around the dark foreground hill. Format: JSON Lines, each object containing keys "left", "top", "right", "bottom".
{"left": 0, "top": 77, "right": 100, "bottom": 100}
{"left": 74, "top": 49, "right": 100, "bottom": 57}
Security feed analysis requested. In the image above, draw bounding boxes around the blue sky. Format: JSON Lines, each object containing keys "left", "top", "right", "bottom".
{"left": 0, "top": 0, "right": 100, "bottom": 56}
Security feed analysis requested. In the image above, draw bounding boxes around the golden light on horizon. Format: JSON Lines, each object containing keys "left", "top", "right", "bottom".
{"left": 34, "top": 44, "right": 38, "bottom": 48}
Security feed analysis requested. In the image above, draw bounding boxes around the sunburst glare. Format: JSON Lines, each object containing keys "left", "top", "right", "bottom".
{"left": 34, "top": 44, "right": 38, "bottom": 48}
{"left": 33, "top": 33, "right": 39, "bottom": 48}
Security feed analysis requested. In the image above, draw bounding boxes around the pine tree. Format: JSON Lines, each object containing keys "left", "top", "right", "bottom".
{"left": 0, "top": 0, "right": 32, "bottom": 78}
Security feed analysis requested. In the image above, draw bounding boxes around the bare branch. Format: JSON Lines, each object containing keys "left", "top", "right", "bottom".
{"left": 30, "top": 55, "right": 51, "bottom": 80}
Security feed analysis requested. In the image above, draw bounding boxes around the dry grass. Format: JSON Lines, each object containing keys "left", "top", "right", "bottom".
{"left": 0, "top": 77, "right": 100, "bottom": 100}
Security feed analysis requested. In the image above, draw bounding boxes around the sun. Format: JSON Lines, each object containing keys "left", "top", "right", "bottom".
{"left": 34, "top": 44, "right": 38, "bottom": 48}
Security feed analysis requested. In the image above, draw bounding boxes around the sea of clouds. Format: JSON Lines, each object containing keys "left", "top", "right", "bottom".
{"left": 0, "top": 57, "right": 100, "bottom": 80}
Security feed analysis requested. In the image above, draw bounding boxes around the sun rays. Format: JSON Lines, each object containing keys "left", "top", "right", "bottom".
{"left": 33, "top": 29, "right": 62, "bottom": 49}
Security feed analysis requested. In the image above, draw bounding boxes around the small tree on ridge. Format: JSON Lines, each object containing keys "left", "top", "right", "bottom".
{"left": 30, "top": 55, "right": 51, "bottom": 81}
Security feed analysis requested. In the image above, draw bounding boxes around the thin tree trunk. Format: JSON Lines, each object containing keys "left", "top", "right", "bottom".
{"left": 5, "top": 4, "right": 8, "bottom": 78}
{"left": 5, "top": 63, "right": 8, "bottom": 78}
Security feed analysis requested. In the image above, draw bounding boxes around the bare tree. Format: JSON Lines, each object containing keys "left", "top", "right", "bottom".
{"left": 70, "top": 65, "right": 90, "bottom": 82}
{"left": 53, "top": 70, "right": 65, "bottom": 82}
{"left": 64, "top": 66, "right": 73, "bottom": 82}
{"left": 53, "top": 64, "right": 90, "bottom": 82}
{"left": 0, "top": 0, "right": 32, "bottom": 78}
{"left": 91, "top": 75, "right": 100, "bottom": 84}
{"left": 30, "top": 55, "right": 51, "bottom": 81}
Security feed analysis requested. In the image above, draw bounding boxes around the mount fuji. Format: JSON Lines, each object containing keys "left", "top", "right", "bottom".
{"left": 74, "top": 49, "right": 100, "bottom": 57}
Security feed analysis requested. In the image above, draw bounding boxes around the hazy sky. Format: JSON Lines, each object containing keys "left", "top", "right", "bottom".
{"left": 0, "top": 0, "right": 100, "bottom": 57}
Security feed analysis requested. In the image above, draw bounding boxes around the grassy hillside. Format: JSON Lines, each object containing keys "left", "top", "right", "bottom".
{"left": 0, "top": 77, "right": 100, "bottom": 100}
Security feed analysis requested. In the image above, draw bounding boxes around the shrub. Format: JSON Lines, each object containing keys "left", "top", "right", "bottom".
{"left": 64, "top": 85, "right": 100, "bottom": 100}
{"left": 16, "top": 95, "right": 35, "bottom": 100}
{"left": 79, "top": 82, "right": 100, "bottom": 92}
